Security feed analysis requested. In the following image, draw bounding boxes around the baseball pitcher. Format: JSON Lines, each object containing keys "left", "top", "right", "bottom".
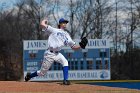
{"left": 25, "top": 18, "right": 88, "bottom": 85}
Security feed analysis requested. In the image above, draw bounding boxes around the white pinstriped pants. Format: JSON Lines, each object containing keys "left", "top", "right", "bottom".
{"left": 37, "top": 50, "right": 68, "bottom": 76}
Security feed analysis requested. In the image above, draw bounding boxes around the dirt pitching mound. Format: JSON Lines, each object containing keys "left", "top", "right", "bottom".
{"left": 0, "top": 81, "right": 139, "bottom": 93}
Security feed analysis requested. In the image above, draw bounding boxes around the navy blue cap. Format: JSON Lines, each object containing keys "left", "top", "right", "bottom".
{"left": 59, "top": 18, "right": 69, "bottom": 24}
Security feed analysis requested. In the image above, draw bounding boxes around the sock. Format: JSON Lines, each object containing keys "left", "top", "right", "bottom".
{"left": 30, "top": 71, "right": 38, "bottom": 78}
{"left": 63, "top": 66, "right": 69, "bottom": 81}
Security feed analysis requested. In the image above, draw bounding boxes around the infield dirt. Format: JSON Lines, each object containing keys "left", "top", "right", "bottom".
{"left": 0, "top": 81, "right": 139, "bottom": 93}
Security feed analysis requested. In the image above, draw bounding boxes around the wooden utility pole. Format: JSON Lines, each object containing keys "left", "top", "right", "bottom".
{"left": 130, "top": 0, "right": 134, "bottom": 79}
{"left": 115, "top": 0, "right": 118, "bottom": 55}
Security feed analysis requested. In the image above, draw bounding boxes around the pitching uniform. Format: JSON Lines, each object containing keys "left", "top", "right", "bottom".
{"left": 28, "top": 25, "right": 76, "bottom": 81}
{"left": 38, "top": 25, "right": 75, "bottom": 76}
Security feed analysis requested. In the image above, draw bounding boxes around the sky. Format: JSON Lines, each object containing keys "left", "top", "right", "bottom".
{"left": 0, "top": 0, "right": 123, "bottom": 11}
{"left": 0, "top": 0, "right": 139, "bottom": 47}
{"left": 0, "top": 0, "right": 16, "bottom": 10}
{"left": 0, "top": 0, "right": 41, "bottom": 10}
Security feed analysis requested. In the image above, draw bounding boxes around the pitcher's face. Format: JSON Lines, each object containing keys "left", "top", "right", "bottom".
{"left": 60, "top": 23, "right": 67, "bottom": 29}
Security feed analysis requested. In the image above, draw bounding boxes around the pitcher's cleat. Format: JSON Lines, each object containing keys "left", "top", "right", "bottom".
{"left": 25, "top": 72, "right": 31, "bottom": 82}
{"left": 63, "top": 80, "right": 71, "bottom": 85}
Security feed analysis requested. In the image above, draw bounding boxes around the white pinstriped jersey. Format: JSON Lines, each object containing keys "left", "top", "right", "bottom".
{"left": 44, "top": 25, "right": 76, "bottom": 51}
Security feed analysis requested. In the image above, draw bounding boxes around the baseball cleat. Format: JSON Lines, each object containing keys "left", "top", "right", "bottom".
{"left": 63, "top": 80, "right": 71, "bottom": 85}
{"left": 25, "top": 72, "right": 31, "bottom": 82}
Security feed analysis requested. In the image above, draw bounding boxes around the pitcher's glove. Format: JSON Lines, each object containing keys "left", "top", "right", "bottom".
{"left": 79, "top": 37, "right": 88, "bottom": 49}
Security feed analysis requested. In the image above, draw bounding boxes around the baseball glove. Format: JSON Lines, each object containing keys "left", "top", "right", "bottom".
{"left": 79, "top": 37, "right": 88, "bottom": 49}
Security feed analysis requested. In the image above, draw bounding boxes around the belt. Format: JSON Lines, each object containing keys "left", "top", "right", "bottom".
{"left": 50, "top": 50, "right": 59, "bottom": 53}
